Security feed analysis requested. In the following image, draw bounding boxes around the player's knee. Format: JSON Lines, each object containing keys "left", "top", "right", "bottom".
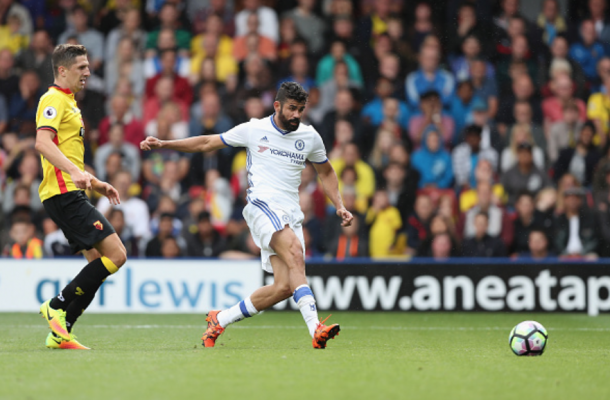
{"left": 287, "top": 240, "right": 304, "bottom": 267}
{"left": 274, "top": 282, "right": 292, "bottom": 300}
{"left": 110, "top": 249, "right": 127, "bottom": 268}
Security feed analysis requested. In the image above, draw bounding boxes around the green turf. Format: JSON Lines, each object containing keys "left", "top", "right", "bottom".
{"left": 0, "top": 312, "right": 608, "bottom": 400}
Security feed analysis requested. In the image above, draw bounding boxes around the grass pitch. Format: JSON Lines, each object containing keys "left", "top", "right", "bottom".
{"left": 0, "top": 312, "right": 608, "bottom": 400}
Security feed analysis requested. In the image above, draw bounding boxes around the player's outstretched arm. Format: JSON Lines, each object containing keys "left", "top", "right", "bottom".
{"left": 35, "top": 129, "right": 92, "bottom": 190}
{"left": 140, "top": 134, "right": 227, "bottom": 153}
{"left": 313, "top": 161, "right": 354, "bottom": 227}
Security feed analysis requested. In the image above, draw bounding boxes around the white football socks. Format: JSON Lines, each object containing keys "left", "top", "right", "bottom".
{"left": 217, "top": 296, "right": 259, "bottom": 328}
{"left": 293, "top": 284, "right": 319, "bottom": 337}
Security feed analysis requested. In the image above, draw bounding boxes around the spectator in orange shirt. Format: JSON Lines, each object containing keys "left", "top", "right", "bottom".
{"left": 233, "top": 12, "right": 277, "bottom": 62}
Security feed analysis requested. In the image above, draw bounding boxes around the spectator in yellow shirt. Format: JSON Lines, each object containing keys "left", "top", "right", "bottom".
{"left": 587, "top": 72, "right": 610, "bottom": 147}
{"left": 331, "top": 142, "right": 376, "bottom": 202}
{"left": 190, "top": 14, "right": 236, "bottom": 83}
{"left": 0, "top": 15, "right": 30, "bottom": 55}
{"left": 366, "top": 190, "right": 402, "bottom": 258}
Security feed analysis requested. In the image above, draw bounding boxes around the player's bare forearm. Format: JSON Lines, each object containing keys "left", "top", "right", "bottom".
{"left": 314, "top": 162, "right": 344, "bottom": 210}
{"left": 35, "top": 130, "right": 80, "bottom": 175}
{"left": 314, "top": 161, "right": 354, "bottom": 226}
{"left": 140, "top": 134, "right": 226, "bottom": 153}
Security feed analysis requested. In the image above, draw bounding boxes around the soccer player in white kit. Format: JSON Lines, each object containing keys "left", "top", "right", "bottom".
{"left": 141, "top": 82, "right": 353, "bottom": 349}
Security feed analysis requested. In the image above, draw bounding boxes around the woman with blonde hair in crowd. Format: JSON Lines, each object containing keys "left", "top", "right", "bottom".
{"left": 368, "top": 127, "right": 397, "bottom": 172}
{"left": 501, "top": 122, "right": 545, "bottom": 172}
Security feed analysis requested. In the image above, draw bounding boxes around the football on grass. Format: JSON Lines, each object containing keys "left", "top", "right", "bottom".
{"left": 508, "top": 321, "right": 548, "bottom": 356}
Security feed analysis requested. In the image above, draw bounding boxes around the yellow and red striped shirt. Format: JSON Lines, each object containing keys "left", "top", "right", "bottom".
{"left": 36, "top": 85, "right": 85, "bottom": 202}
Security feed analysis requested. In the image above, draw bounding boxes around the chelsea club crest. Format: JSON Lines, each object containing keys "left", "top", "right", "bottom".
{"left": 295, "top": 139, "right": 305, "bottom": 151}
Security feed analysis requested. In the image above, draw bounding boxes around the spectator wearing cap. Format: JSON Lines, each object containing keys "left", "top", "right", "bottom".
{"left": 408, "top": 90, "right": 455, "bottom": 149}
{"left": 405, "top": 45, "right": 455, "bottom": 108}
{"left": 461, "top": 212, "right": 507, "bottom": 257}
{"left": 553, "top": 121, "right": 601, "bottom": 187}
{"left": 185, "top": 211, "right": 227, "bottom": 257}
{"left": 569, "top": 19, "right": 608, "bottom": 81}
{"left": 452, "top": 125, "right": 499, "bottom": 190}
{"left": 554, "top": 187, "right": 600, "bottom": 259}
{"left": 412, "top": 129, "right": 454, "bottom": 189}
{"left": 502, "top": 142, "right": 552, "bottom": 206}
{"left": 501, "top": 123, "right": 545, "bottom": 173}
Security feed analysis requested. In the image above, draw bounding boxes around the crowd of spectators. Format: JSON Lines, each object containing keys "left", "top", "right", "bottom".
{"left": 3, "top": 0, "right": 610, "bottom": 261}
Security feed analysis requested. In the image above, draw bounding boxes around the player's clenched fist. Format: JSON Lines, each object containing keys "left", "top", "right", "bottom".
{"left": 140, "top": 136, "right": 163, "bottom": 151}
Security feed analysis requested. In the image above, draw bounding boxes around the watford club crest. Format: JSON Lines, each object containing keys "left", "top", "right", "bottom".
{"left": 93, "top": 220, "right": 103, "bottom": 231}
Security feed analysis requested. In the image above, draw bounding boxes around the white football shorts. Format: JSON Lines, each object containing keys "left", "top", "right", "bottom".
{"left": 243, "top": 197, "right": 305, "bottom": 273}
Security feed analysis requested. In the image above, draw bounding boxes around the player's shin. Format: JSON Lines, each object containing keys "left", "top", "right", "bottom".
{"left": 293, "top": 284, "right": 319, "bottom": 337}
{"left": 49, "top": 256, "right": 119, "bottom": 311}
{"left": 217, "top": 297, "right": 259, "bottom": 328}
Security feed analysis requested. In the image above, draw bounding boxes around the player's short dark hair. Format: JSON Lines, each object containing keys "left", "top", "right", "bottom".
{"left": 275, "top": 81, "right": 308, "bottom": 105}
{"left": 52, "top": 44, "right": 87, "bottom": 78}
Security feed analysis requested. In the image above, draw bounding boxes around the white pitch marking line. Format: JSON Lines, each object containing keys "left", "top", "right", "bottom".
{"left": 20, "top": 325, "right": 610, "bottom": 332}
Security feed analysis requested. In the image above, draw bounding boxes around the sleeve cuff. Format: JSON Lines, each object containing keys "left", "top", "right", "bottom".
{"left": 310, "top": 158, "right": 328, "bottom": 164}
{"left": 219, "top": 134, "right": 233, "bottom": 147}
{"left": 37, "top": 126, "right": 58, "bottom": 133}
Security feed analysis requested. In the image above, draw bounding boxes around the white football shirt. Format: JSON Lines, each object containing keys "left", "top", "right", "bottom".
{"left": 220, "top": 115, "right": 328, "bottom": 206}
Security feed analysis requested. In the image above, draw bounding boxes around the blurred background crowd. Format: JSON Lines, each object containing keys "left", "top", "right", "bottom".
{"left": 3, "top": 0, "right": 610, "bottom": 261}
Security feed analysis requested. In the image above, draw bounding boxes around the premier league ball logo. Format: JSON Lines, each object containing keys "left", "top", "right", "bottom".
{"left": 295, "top": 140, "right": 305, "bottom": 151}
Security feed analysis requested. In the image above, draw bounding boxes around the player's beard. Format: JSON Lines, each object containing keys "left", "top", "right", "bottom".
{"left": 278, "top": 110, "right": 300, "bottom": 132}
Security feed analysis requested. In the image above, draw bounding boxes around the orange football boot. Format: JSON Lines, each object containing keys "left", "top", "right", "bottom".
{"left": 201, "top": 310, "right": 225, "bottom": 348}
{"left": 312, "top": 315, "right": 340, "bottom": 349}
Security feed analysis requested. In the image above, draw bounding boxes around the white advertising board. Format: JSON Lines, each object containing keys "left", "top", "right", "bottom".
{"left": 0, "top": 260, "right": 262, "bottom": 313}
